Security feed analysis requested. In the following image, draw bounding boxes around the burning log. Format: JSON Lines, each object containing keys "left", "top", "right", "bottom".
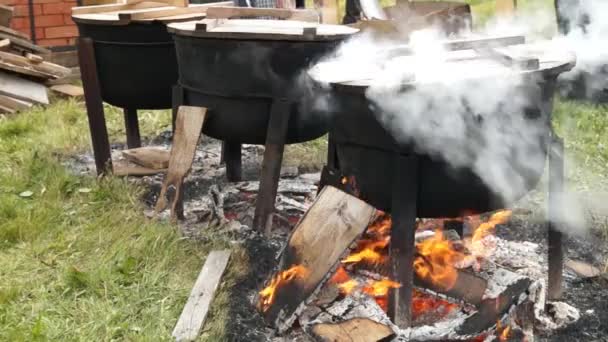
{"left": 309, "top": 318, "right": 395, "bottom": 342}
{"left": 258, "top": 186, "right": 376, "bottom": 332}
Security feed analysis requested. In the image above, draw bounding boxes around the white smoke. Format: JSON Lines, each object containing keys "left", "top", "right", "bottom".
{"left": 554, "top": 0, "right": 608, "bottom": 97}
{"left": 307, "top": 4, "right": 595, "bottom": 234}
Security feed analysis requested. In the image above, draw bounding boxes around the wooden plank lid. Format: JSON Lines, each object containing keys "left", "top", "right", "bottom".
{"left": 168, "top": 14, "right": 358, "bottom": 41}
{"left": 72, "top": 1, "right": 232, "bottom": 25}
{"left": 308, "top": 37, "right": 577, "bottom": 88}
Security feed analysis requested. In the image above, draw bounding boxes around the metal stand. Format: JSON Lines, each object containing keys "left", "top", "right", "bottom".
{"left": 171, "top": 85, "right": 183, "bottom": 133}
{"left": 78, "top": 37, "right": 112, "bottom": 176}
{"left": 123, "top": 108, "right": 141, "bottom": 148}
{"left": 252, "top": 98, "right": 291, "bottom": 235}
{"left": 548, "top": 133, "right": 564, "bottom": 300}
{"left": 388, "top": 154, "right": 419, "bottom": 328}
{"left": 223, "top": 141, "right": 242, "bottom": 182}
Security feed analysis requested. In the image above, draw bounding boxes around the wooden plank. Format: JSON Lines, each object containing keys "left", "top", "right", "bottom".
{"left": 0, "top": 50, "right": 71, "bottom": 79}
{"left": 72, "top": 2, "right": 167, "bottom": 15}
{"left": 45, "top": 67, "right": 81, "bottom": 86}
{"left": 118, "top": 2, "right": 232, "bottom": 21}
{"left": 0, "top": 39, "right": 10, "bottom": 51}
{"left": 0, "top": 5, "right": 13, "bottom": 27}
{"left": 0, "top": 26, "right": 30, "bottom": 41}
{"left": 310, "top": 318, "right": 394, "bottom": 342}
{"left": 0, "top": 71, "right": 49, "bottom": 104}
{"left": 172, "top": 250, "right": 231, "bottom": 342}
{"left": 113, "top": 160, "right": 167, "bottom": 176}
{"left": 122, "top": 146, "right": 170, "bottom": 169}
{"left": 50, "top": 84, "right": 84, "bottom": 97}
{"left": 0, "top": 95, "right": 32, "bottom": 111}
{"left": 155, "top": 105, "right": 207, "bottom": 220}
{"left": 260, "top": 186, "right": 376, "bottom": 332}
{"left": 25, "top": 53, "right": 44, "bottom": 64}
{"left": 314, "top": 0, "right": 339, "bottom": 24}
{"left": 205, "top": 6, "right": 320, "bottom": 22}
{"left": 0, "top": 33, "right": 49, "bottom": 55}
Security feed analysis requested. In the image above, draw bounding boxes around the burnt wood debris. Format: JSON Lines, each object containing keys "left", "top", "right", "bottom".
{"left": 68, "top": 0, "right": 595, "bottom": 340}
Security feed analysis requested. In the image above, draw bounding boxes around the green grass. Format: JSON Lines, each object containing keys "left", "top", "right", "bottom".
{"left": 0, "top": 99, "right": 241, "bottom": 341}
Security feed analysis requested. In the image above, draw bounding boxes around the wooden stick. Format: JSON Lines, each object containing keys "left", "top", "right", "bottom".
{"left": 172, "top": 250, "right": 231, "bottom": 342}
{"left": 0, "top": 39, "right": 10, "bottom": 51}
{"left": 122, "top": 147, "right": 170, "bottom": 170}
{"left": 118, "top": 2, "right": 232, "bottom": 21}
{"left": 155, "top": 105, "right": 207, "bottom": 220}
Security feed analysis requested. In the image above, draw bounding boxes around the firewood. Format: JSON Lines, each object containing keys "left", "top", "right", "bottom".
{"left": 155, "top": 105, "right": 207, "bottom": 220}
{"left": 122, "top": 147, "right": 169, "bottom": 170}
{"left": 112, "top": 160, "right": 167, "bottom": 177}
{"left": 172, "top": 250, "right": 231, "bottom": 342}
{"left": 50, "top": 84, "right": 84, "bottom": 98}
{"left": 310, "top": 318, "right": 395, "bottom": 342}
{"left": 261, "top": 186, "right": 376, "bottom": 332}
{"left": 0, "top": 95, "right": 32, "bottom": 112}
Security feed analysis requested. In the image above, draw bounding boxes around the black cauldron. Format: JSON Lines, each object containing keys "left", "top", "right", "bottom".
{"left": 315, "top": 49, "right": 575, "bottom": 217}
{"left": 169, "top": 22, "right": 357, "bottom": 144}
{"left": 73, "top": 20, "right": 179, "bottom": 110}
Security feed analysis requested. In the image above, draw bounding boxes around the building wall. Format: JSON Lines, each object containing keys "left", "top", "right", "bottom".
{"left": 1, "top": 0, "right": 78, "bottom": 47}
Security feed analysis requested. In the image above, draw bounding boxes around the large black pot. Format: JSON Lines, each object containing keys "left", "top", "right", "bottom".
{"left": 316, "top": 50, "right": 574, "bottom": 218}
{"left": 73, "top": 20, "right": 179, "bottom": 109}
{"left": 169, "top": 22, "right": 357, "bottom": 144}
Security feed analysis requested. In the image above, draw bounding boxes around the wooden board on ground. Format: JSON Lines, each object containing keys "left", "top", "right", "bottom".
{"left": 0, "top": 26, "right": 30, "bottom": 41}
{"left": 0, "top": 95, "right": 32, "bottom": 112}
{"left": 565, "top": 259, "right": 601, "bottom": 279}
{"left": 310, "top": 318, "right": 395, "bottom": 342}
{"left": 50, "top": 84, "right": 84, "bottom": 98}
{"left": 261, "top": 186, "right": 376, "bottom": 332}
{"left": 122, "top": 146, "right": 170, "bottom": 169}
{"left": 113, "top": 160, "right": 167, "bottom": 176}
{"left": 172, "top": 250, "right": 231, "bottom": 342}
{"left": 0, "top": 71, "right": 49, "bottom": 104}
{"left": 155, "top": 105, "right": 207, "bottom": 220}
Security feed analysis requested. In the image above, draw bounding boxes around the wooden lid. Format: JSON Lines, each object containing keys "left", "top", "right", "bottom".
{"left": 168, "top": 18, "right": 358, "bottom": 41}
{"left": 308, "top": 37, "right": 576, "bottom": 89}
{"left": 71, "top": 1, "right": 232, "bottom": 25}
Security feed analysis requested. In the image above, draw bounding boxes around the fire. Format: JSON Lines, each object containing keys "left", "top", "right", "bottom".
{"left": 341, "top": 236, "right": 390, "bottom": 265}
{"left": 414, "top": 230, "right": 464, "bottom": 290}
{"left": 258, "top": 264, "right": 309, "bottom": 312}
{"left": 469, "top": 210, "right": 512, "bottom": 259}
{"left": 500, "top": 326, "right": 511, "bottom": 341}
{"left": 330, "top": 266, "right": 400, "bottom": 311}
{"left": 363, "top": 278, "right": 401, "bottom": 297}
{"left": 412, "top": 290, "right": 459, "bottom": 319}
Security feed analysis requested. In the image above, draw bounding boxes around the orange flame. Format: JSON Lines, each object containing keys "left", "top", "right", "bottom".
{"left": 414, "top": 230, "right": 464, "bottom": 290}
{"left": 500, "top": 326, "right": 511, "bottom": 341}
{"left": 341, "top": 236, "right": 390, "bottom": 265}
{"left": 412, "top": 290, "right": 459, "bottom": 319}
{"left": 258, "top": 264, "right": 309, "bottom": 312}
{"left": 362, "top": 278, "right": 401, "bottom": 297}
{"left": 469, "top": 210, "right": 512, "bottom": 259}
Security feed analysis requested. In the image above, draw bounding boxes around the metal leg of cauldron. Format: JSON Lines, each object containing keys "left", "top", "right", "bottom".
{"left": 388, "top": 154, "right": 419, "bottom": 328}
{"left": 548, "top": 134, "right": 564, "bottom": 301}
{"left": 223, "top": 141, "right": 242, "bottom": 182}
{"left": 253, "top": 99, "right": 291, "bottom": 235}
{"left": 171, "top": 85, "right": 184, "bottom": 133}
{"left": 78, "top": 37, "right": 112, "bottom": 176}
{"left": 318, "top": 135, "right": 338, "bottom": 192}
{"left": 123, "top": 108, "right": 141, "bottom": 149}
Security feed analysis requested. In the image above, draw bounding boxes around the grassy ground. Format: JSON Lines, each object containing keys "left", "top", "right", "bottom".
{"left": 0, "top": 100, "right": 243, "bottom": 341}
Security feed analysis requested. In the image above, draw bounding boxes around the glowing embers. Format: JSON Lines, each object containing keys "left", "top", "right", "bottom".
{"left": 258, "top": 264, "right": 309, "bottom": 312}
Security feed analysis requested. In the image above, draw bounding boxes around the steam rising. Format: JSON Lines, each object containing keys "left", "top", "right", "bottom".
{"left": 306, "top": 4, "right": 602, "bottom": 234}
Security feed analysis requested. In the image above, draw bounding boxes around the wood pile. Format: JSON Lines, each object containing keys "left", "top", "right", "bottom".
{"left": 0, "top": 10, "right": 82, "bottom": 115}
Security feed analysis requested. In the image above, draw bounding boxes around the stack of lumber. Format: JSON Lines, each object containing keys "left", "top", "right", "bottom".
{"left": 0, "top": 12, "right": 80, "bottom": 115}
